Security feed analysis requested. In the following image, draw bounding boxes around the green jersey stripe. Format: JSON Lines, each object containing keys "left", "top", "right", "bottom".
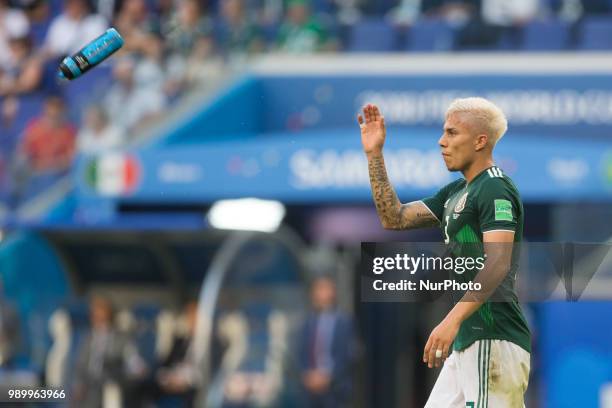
{"left": 477, "top": 341, "right": 483, "bottom": 408}
{"left": 486, "top": 167, "right": 504, "bottom": 178}
{"left": 485, "top": 340, "right": 492, "bottom": 407}
{"left": 483, "top": 341, "right": 487, "bottom": 408}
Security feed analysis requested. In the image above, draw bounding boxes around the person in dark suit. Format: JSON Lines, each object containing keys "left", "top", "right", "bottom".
{"left": 154, "top": 300, "right": 200, "bottom": 407}
{"left": 299, "top": 276, "right": 357, "bottom": 408}
{"left": 71, "top": 296, "right": 147, "bottom": 408}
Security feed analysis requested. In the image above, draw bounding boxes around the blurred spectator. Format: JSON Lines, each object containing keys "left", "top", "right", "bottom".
{"left": 93, "top": 0, "right": 118, "bottom": 22}
{"left": 216, "top": 0, "right": 265, "bottom": 62}
{"left": 0, "top": 33, "right": 44, "bottom": 133}
{"left": 433, "top": 0, "right": 478, "bottom": 25}
{"left": 77, "top": 105, "right": 123, "bottom": 154}
{"left": 0, "top": 0, "right": 30, "bottom": 68}
{"left": 72, "top": 296, "right": 147, "bottom": 408}
{"left": 387, "top": 0, "right": 464, "bottom": 26}
{"left": 43, "top": 0, "right": 107, "bottom": 60}
{"left": 456, "top": 0, "right": 542, "bottom": 49}
{"left": 554, "top": 0, "right": 583, "bottom": 22}
{"left": 114, "top": 0, "right": 159, "bottom": 54}
{"left": 155, "top": 0, "right": 177, "bottom": 31}
{"left": 0, "top": 276, "right": 20, "bottom": 368}
{"left": 277, "top": 0, "right": 335, "bottom": 53}
{"left": 21, "top": 0, "right": 53, "bottom": 47}
{"left": 7, "top": 95, "right": 75, "bottom": 207}
{"left": 387, "top": 0, "right": 425, "bottom": 26}
{"left": 17, "top": 95, "right": 76, "bottom": 173}
{"left": 0, "top": 34, "right": 44, "bottom": 97}
{"left": 482, "top": 0, "right": 541, "bottom": 27}
{"left": 256, "top": 0, "right": 285, "bottom": 26}
{"left": 475, "top": 0, "right": 540, "bottom": 48}
{"left": 153, "top": 301, "right": 200, "bottom": 407}
{"left": 330, "top": 0, "right": 361, "bottom": 26}
{"left": 299, "top": 275, "right": 356, "bottom": 408}
{"left": 135, "top": 33, "right": 166, "bottom": 91}
{"left": 165, "top": 0, "right": 222, "bottom": 97}
{"left": 164, "top": 0, "right": 213, "bottom": 57}
{"left": 103, "top": 56, "right": 166, "bottom": 133}
{"left": 115, "top": 0, "right": 166, "bottom": 98}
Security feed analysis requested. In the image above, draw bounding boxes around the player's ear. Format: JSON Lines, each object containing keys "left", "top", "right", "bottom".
{"left": 474, "top": 134, "right": 488, "bottom": 151}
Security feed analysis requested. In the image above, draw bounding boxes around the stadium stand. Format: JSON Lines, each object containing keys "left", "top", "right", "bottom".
{"left": 347, "top": 18, "right": 399, "bottom": 51}
{"left": 405, "top": 18, "right": 455, "bottom": 51}
{"left": 578, "top": 15, "right": 612, "bottom": 50}
{"left": 521, "top": 20, "right": 571, "bottom": 50}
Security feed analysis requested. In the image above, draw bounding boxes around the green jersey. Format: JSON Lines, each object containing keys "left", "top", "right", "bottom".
{"left": 422, "top": 166, "right": 531, "bottom": 353}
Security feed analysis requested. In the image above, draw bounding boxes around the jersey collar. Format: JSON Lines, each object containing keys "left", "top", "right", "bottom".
{"left": 465, "top": 165, "right": 497, "bottom": 186}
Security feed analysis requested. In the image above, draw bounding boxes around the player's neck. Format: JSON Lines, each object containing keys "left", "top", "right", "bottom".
{"left": 462, "top": 158, "right": 495, "bottom": 185}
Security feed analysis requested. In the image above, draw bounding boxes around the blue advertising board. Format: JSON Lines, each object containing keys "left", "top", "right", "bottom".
{"left": 76, "top": 128, "right": 612, "bottom": 203}
{"left": 157, "top": 73, "right": 612, "bottom": 148}
{"left": 259, "top": 75, "right": 612, "bottom": 137}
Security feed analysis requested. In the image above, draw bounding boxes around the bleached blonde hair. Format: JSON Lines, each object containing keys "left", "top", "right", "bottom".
{"left": 446, "top": 97, "right": 508, "bottom": 145}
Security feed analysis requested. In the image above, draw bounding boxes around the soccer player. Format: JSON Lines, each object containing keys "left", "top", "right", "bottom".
{"left": 358, "top": 98, "right": 530, "bottom": 407}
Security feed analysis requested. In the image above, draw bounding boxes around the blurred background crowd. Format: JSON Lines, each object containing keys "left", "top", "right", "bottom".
{"left": 2, "top": 0, "right": 612, "bottom": 207}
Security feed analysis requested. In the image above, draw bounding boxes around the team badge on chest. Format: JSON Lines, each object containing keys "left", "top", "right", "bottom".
{"left": 454, "top": 192, "right": 469, "bottom": 213}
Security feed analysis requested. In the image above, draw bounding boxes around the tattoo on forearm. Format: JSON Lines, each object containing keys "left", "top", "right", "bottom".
{"left": 399, "top": 204, "right": 438, "bottom": 229}
{"left": 367, "top": 154, "right": 438, "bottom": 229}
{"left": 368, "top": 154, "right": 400, "bottom": 227}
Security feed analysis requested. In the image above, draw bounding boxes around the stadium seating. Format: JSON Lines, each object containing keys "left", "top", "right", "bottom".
{"left": 346, "top": 19, "right": 399, "bottom": 52}
{"left": 406, "top": 19, "right": 455, "bottom": 52}
{"left": 578, "top": 16, "right": 612, "bottom": 50}
{"left": 522, "top": 20, "right": 571, "bottom": 51}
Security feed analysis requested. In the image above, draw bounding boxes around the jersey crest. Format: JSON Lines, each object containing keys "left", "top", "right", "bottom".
{"left": 454, "top": 192, "right": 468, "bottom": 213}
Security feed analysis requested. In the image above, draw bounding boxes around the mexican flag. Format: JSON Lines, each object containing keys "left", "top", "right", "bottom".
{"left": 86, "top": 153, "right": 140, "bottom": 196}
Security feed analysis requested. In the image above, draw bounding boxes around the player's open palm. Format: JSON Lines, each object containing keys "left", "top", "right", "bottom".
{"left": 358, "top": 104, "right": 386, "bottom": 155}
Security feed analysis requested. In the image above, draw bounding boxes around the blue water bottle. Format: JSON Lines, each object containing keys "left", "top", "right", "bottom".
{"left": 58, "top": 28, "right": 124, "bottom": 80}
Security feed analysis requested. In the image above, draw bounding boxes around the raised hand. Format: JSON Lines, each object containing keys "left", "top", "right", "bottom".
{"left": 358, "top": 104, "right": 386, "bottom": 155}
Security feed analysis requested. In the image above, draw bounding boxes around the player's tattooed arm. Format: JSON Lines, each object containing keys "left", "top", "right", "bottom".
{"left": 367, "top": 152, "right": 439, "bottom": 230}
{"left": 359, "top": 104, "right": 438, "bottom": 230}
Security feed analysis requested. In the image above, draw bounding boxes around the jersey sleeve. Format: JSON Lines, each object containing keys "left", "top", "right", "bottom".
{"left": 421, "top": 180, "right": 462, "bottom": 222}
{"left": 478, "top": 178, "right": 520, "bottom": 233}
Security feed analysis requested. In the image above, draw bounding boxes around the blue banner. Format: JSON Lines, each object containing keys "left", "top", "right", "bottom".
{"left": 155, "top": 74, "right": 612, "bottom": 149}
{"left": 265, "top": 75, "right": 612, "bottom": 135}
{"left": 77, "top": 129, "right": 612, "bottom": 203}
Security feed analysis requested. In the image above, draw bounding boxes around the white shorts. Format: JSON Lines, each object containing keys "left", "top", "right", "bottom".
{"left": 425, "top": 339, "right": 530, "bottom": 408}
